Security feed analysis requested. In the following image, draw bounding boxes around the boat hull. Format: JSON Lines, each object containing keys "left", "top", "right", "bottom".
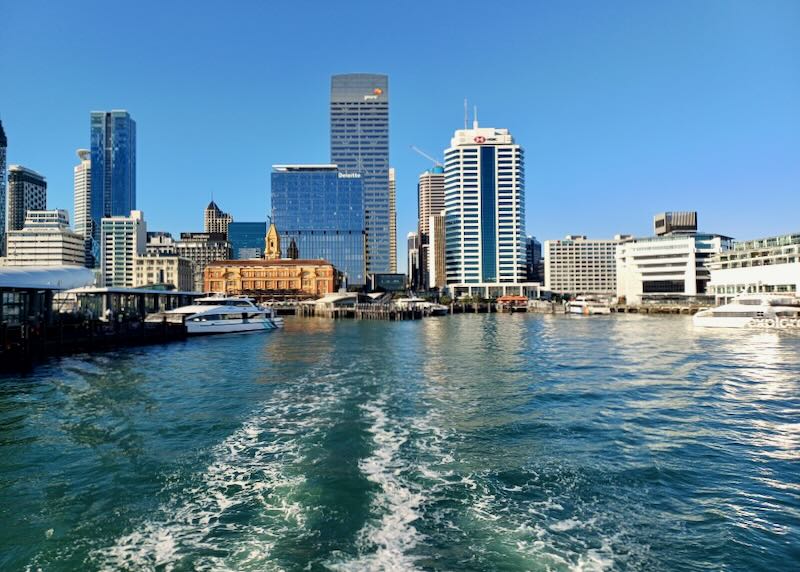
{"left": 186, "top": 318, "right": 282, "bottom": 335}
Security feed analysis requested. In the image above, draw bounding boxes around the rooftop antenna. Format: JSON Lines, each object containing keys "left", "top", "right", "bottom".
{"left": 463, "top": 98, "right": 468, "bottom": 130}
{"left": 473, "top": 105, "right": 479, "bottom": 129}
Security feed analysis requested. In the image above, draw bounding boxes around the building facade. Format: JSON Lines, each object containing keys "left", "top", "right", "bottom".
{"left": 444, "top": 122, "right": 531, "bottom": 298}
{"left": 617, "top": 233, "right": 731, "bottom": 305}
{"left": 228, "top": 221, "right": 267, "bottom": 259}
{"left": 175, "top": 232, "right": 231, "bottom": 292}
{"left": 90, "top": 110, "right": 136, "bottom": 264}
{"left": 204, "top": 259, "right": 337, "bottom": 298}
{"left": 707, "top": 233, "right": 800, "bottom": 303}
{"left": 0, "top": 120, "right": 7, "bottom": 256}
{"left": 5, "top": 210, "right": 85, "bottom": 267}
{"left": 271, "top": 164, "right": 366, "bottom": 285}
{"left": 7, "top": 165, "right": 47, "bottom": 233}
{"left": 146, "top": 231, "right": 177, "bottom": 255}
{"left": 526, "top": 236, "right": 543, "bottom": 283}
{"left": 204, "top": 201, "right": 233, "bottom": 236}
{"left": 73, "top": 148, "right": 92, "bottom": 265}
{"left": 654, "top": 211, "right": 697, "bottom": 236}
{"left": 389, "top": 167, "right": 397, "bottom": 272}
{"left": 330, "top": 73, "right": 390, "bottom": 274}
{"left": 544, "top": 235, "right": 622, "bottom": 296}
{"left": 427, "top": 212, "right": 446, "bottom": 290}
{"left": 100, "top": 210, "right": 146, "bottom": 287}
{"left": 133, "top": 254, "right": 194, "bottom": 291}
{"left": 407, "top": 231, "right": 419, "bottom": 289}
{"left": 417, "top": 166, "right": 445, "bottom": 290}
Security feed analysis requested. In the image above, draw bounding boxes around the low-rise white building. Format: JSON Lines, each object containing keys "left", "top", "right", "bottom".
{"left": 544, "top": 235, "right": 628, "bottom": 297}
{"left": 101, "top": 210, "right": 146, "bottom": 287}
{"left": 707, "top": 233, "right": 800, "bottom": 303}
{"left": 5, "top": 210, "right": 85, "bottom": 267}
{"left": 133, "top": 253, "right": 195, "bottom": 291}
{"left": 616, "top": 233, "right": 731, "bottom": 305}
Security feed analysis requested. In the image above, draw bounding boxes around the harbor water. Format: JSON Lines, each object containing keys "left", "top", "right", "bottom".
{"left": 1, "top": 314, "right": 798, "bottom": 571}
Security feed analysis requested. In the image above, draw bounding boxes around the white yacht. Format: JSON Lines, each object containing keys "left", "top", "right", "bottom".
{"left": 145, "top": 295, "right": 284, "bottom": 334}
{"left": 394, "top": 297, "right": 449, "bottom": 316}
{"left": 566, "top": 296, "right": 611, "bottom": 315}
{"left": 693, "top": 294, "right": 800, "bottom": 329}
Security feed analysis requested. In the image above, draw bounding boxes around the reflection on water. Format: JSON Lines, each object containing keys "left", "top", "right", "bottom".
{"left": 1, "top": 314, "right": 798, "bottom": 571}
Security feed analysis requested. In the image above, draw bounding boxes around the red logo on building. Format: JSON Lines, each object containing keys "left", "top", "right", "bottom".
{"left": 473, "top": 136, "right": 486, "bottom": 144}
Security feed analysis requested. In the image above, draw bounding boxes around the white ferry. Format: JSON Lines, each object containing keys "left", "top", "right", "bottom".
{"left": 394, "top": 297, "right": 449, "bottom": 316}
{"left": 693, "top": 294, "right": 800, "bottom": 329}
{"left": 567, "top": 296, "right": 612, "bottom": 315}
{"left": 145, "top": 295, "right": 284, "bottom": 334}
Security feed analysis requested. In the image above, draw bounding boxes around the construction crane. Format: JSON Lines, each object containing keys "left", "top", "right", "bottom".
{"left": 410, "top": 145, "right": 444, "bottom": 168}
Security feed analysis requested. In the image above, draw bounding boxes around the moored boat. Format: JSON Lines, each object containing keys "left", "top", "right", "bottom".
{"left": 566, "top": 296, "right": 611, "bottom": 315}
{"left": 693, "top": 294, "right": 800, "bottom": 329}
{"left": 145, "top": 295, "right": 283, "bottom": 334}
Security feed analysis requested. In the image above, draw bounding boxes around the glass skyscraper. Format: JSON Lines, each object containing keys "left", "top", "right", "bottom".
{"left": 271, "top": 165, "right": 366, "bottom": 285}
{"left": 90, "top": 110, "right": 136, "bottom": 265}
{"left": 228, "top": 221, "right": 267, "bottom": 259}
{"left": 330, "top": 73, "right": 389, "bottom": 274}
{"left": 0, "top": 120, "right": 7, "bottom": 257}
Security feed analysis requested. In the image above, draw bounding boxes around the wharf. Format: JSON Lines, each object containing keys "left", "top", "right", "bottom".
{"left": 297, "top": 303, "right": 426, "bottom": 320}
{"left": 611, "top": 304, "right": 705, "bottom": 315}
{"left": 0, "top": 320, "right": 188, "bottom": 372}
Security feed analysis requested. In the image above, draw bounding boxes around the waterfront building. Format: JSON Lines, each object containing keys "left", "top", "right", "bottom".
{"left": 7, "top": 165, "right": 47, "bottom": 233}
{"left": 0, "top": 120, "right": 7, "bottom": 256}
{"left": 427, "top": 212, "right": 446, "bottom": 290}
{"left": 654, "top": 211, "right": 697, "bottom": 236}
{"left": 175, "top": 232, "right": 231, "bottom": 292}
{"left": 146, "top": 231, "right": 176, "bottom": 255}
{"left": 90, "top": 110, "right": 136, "bottom": 263}
{"left": 133, "top": 253, "right": 194, "bottom": 291}
{"left": 443, "top": 121, "right": 537, "bottom": 299}
{"left": 330, "top": 73, "right": 390, "bottom": 274}
{"left": 100, "top": 210, "right": 146, "bottom": 287}
{"left": 544, "top": 235, "right": 624, "bottom": 297}
{"left": 526, "top": 236, "right": 543, "bottom": 282}
{"left": 417, "top": 166, "right": 445, "bottom": 289}
{"left": 707, "top": 232, "right": 800, "bottom": 303}
{"left": 228, "top": 221, "right": 267, "bottom": 259}
{"left": 389, "top": 167, "right": 397, "bottom": 272}
{"left": 5, "top": 210, "right": 85, "bottom": 267}
{"left": 204, "top": 201, "right": 233, "bottom": 236}
{"left": 271, "top": 164, "right": 366, "bottom": 285}
{"left": 73, "top": 149, "right": 92, "bottom": 264}
{"left": 204, "top": 259, "right": 337, "bottom": 298}
{"left": 617, "top": 233, "right": 730, "bottom": 305}
{"left": 407, "top": 231, "right": 419, "bottom": 289}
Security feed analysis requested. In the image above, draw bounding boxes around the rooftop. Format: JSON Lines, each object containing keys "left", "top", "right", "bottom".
{"left": 208, "top": 259, "right": 334, "bottom": 267}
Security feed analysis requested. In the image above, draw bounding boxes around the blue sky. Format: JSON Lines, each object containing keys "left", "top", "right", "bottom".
{"left": 1, "top": 0, "right": 798, "bottom": 271}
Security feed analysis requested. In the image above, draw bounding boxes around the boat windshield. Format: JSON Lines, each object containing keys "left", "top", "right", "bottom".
{"left": 197, "top": 299, "right": 254, "bottom": 307}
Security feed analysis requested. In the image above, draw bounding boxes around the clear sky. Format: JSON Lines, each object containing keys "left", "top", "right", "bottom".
{"left": 1, "top": 0, "right": 798, "bottom": 271}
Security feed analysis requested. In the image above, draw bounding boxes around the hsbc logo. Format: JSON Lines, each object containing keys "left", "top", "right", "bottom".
{"left": 473, "top": 136, "right": 486, "bottom": 144}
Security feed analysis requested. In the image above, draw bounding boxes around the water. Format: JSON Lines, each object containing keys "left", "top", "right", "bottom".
{"left": 1, "top": 314, "right": 799, "bottom": 571}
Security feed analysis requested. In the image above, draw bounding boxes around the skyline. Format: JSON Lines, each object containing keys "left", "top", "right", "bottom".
{"left": 1, "top": 1, "right": 799, "bottom": 273}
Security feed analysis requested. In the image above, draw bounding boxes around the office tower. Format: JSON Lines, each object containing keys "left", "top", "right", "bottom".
{"left": 525, "top": 236, "right": 543, "bottom": 282}
{"left": 654, "top": 211, "right": 697, "bottom": 236}
{"left": 544, "top": 235, "right": 624, "bottom": 296}
{"left": 204, "top": 201, "right": 233, "bottom": 236}
{"left": 389, "top": 167, "right": 397, "bottom": 272}
{"left": 146, "top": 231, "right": 177, "bottom": 255}
{"left": 407, "top": 231, "right": 419, "bottom": 288}
{"left": 90, "top": 110, "right": 136, "bottom": 262}
{"left": 7, "top": 165, "right": 47, "bottom": 233}
{"left": 175, "top": 232, "right": 231, "bottom": 292}
{"left": 0, "top": 120, "right": 7, "bottom": 256}
{"left": 100, "top": 210, "right": 146, "bottom": 287}
{"left": 228, "top": 221, "right": 267, "bottom": 259}
{"left": 443, "top": 121, "right": 527, "bottom": 298}
{"left": 417, "top": 166, "right": 445, "bottom": 288}
{"left": 330, "top": 73, "right": 390, "bottom": 274}
{"left": 271, "top": 164, "right": 366, "bottom": 285}
{"left": 5, "top": 210, "right": 84, "bottom": 267}
{"left": 73, "top": 149, "right": 92, "bottom": 265}
{"left": 427, "top": 212, "right": 446, "bottom": 290}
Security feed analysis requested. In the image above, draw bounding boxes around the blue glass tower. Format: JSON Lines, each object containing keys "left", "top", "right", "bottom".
{"left": 271, "top": 165, "right": 366, "bottom": 285}
{"left": 330, "top": 74, "right": 390, "bottom": 274}
{"left": 89, "top": 110, "right": 136, "bottom": 265}
{"left": 228, "top": 221, "right": 267, "bottom": 259}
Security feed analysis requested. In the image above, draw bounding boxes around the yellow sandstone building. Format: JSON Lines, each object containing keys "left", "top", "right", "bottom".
{"left": 204, "top": 259, "right": 337, "bottom": 298}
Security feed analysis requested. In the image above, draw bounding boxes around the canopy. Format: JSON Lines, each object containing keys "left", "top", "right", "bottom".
{"left": 0, "top": 266, "right": 95, "bottom": 290}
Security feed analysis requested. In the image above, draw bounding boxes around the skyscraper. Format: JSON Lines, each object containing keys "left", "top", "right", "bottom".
{"left": 330, "top": 73, "right": 390, "bottom": 274}
{"left": 73, "top": 149, "right": 92, "bottom": 264}
{"left": 90, "top": 110, "right": 136, "bottom": 264}
{"left": 389, "top": 167, "right": 397, "bottom": 273}
{"left": 407, "top": 231, "right": 420, "bottom": 288}
{"left": 417, "top": 166, "right": 445, "bottom": 289}
{"left": 0, "top": 120, "right": 7, "bottom": 256}
{"left": 204, "top": 201, "right": 233, "bottom": 236}
{"left": 444, "top": 121, "right": 528, "bottom": 298}
{"left": 7, "top": 165, "right": 47, "bottom": 233}
{"left": 228, "top": 221, "right": 267, "bottom": 259}
{"left": 271, "top": 164, "right": 366, "bottom": 285}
